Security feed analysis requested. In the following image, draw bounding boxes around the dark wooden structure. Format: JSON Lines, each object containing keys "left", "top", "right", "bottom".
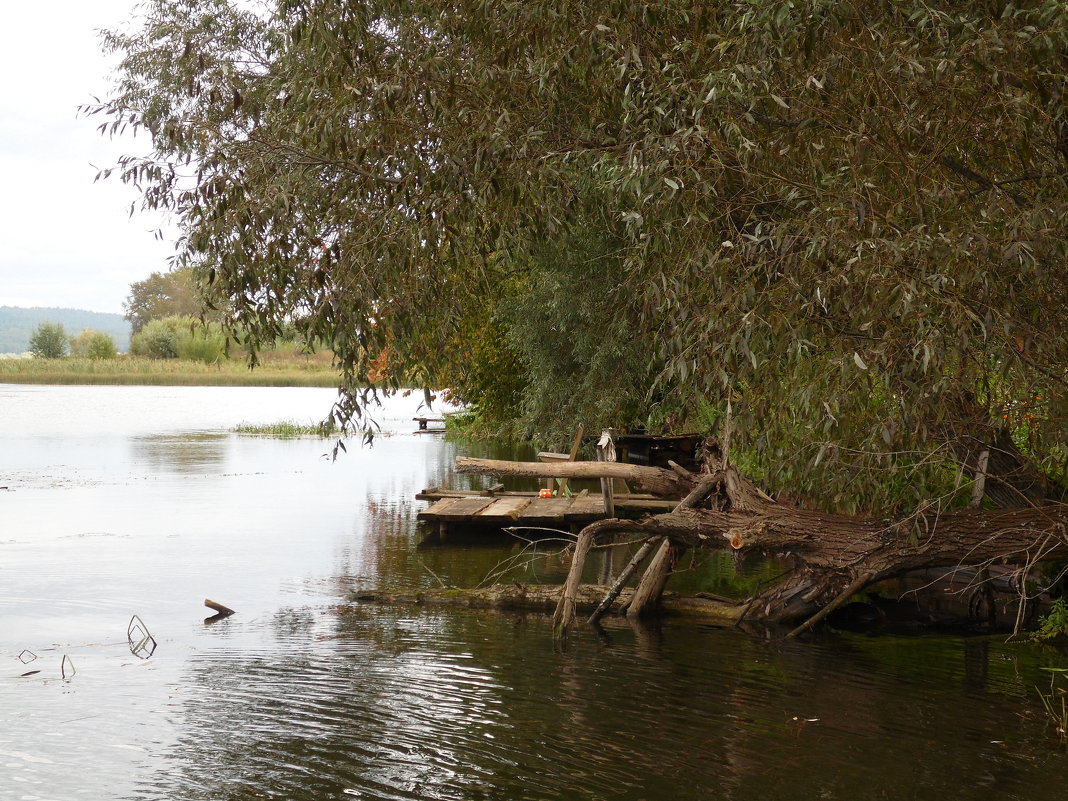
{"left": 413, "top": 416, "right": 445, "bottom": 431}
{"left": 613, "top": 433, "right": 703, "bottom": 471}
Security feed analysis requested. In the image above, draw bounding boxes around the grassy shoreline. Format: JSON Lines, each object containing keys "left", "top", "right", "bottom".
{"left": 0, "top": 355, "right": 341, "bottom": 388}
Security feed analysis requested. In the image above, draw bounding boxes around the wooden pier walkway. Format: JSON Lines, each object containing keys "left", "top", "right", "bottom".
{"left": 416, "top": 488, "right": 675, "bottom": 533}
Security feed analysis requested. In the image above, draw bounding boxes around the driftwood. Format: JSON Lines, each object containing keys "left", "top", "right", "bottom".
{"left": 552, "top": 526, "right": 596, "bottom": 638}
{"left": 205, "top": 598, "right": 236, "bottom": 617}
{"left": 622, "top": 473, "right": 716, "bottom": 618}
{"left": 454, "top": 456, "right": 691, "bottom": 498}
{"left": 624, "top": 538, "right": 678, "bottom": 618}
{"left": 552, "top": 463, "right": 1068, "bottom": 639}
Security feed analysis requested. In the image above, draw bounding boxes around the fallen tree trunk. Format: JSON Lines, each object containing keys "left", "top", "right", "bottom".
{"left": 553, "top": 464, "right": 1068, "bottom": 637}
{"left": 350, "top": 584, "right": 744, "bottom": 624}
{"left": 634, "top": 502, "right": 1068, "bottom": 578}
{"left": 454, "top": 456, "right": 691, "bottom": 498}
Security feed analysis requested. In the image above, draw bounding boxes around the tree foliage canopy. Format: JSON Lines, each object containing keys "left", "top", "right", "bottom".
{"left": 124, "top": 266, "right": 216, "bottom": 334}
{"left": 69, "top": 328, "right": 119, "bottom": 360}
{"left": 129, "top": 315, "right": 226, "bottom": 362}
{"left": 28, "top": 322, "right": 68, "bottom": 359}
{"left": 92, "top": 0, "right": 1068, "bottom": 512}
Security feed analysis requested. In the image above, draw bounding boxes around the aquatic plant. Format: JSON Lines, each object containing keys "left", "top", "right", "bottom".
{"left": 233, "top": 420, "right": 339, "bottom": 438}
{"left": 1036, "top": 668, "right": 1068, "bottom": 745}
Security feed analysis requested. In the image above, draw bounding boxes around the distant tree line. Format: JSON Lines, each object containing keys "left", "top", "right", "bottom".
{"left": 28, "top": 322, "right": 118, "bottom": 360}
{"left": 0, "top": 306, "right": 129, "bottom": 354}
{"left": 121, "top": 265, "right": 305, "bottom": 362}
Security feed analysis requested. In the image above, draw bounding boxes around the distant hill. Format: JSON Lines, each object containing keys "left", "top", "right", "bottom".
{"left": 0, "top": 307, "right": 131, "bottom": 354}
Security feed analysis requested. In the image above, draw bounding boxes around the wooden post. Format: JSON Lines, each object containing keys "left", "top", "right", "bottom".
{"left": 597, "top": 429, "right": 616, "bottom": 517}
{"left": 970, "top": 449, "right": 990, "bottom": 508}
{"left": 597, "top": 534, "right": 615, "bottom": 585}
{"left": 556, "top": 424, "right": 585, "bottom": 497}
{"left": 585, "top": 474, "right": 717, "bottom": 623}
{"left": 552, "top": 528, "right": 596, "bottom": 640}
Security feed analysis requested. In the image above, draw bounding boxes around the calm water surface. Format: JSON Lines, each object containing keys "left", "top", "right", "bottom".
{"left": 1, "top": 384, "right": 1066, "bottom": 800}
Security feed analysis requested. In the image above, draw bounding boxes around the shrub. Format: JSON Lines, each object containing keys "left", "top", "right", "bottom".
{"left": 176, "top": 323, "right": 226, "bottom": 363}
{"left": 28, "top": 322, "right": 68, "bottom": 358}
{"left": 69, "top": 329, "right": 118, "bottom": 359}
{"left": 130, "top": 317, "right": 182, "bottom": 358}
{"left": 130, "top": 315, "right": 227, "bottom": 362}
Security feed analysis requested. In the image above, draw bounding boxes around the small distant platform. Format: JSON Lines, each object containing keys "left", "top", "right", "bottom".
{"left": 413, "top": 416, "right": 445, "bottom": 432}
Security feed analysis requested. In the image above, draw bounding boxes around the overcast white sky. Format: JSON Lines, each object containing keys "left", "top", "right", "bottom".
{"left": 0, "top": 1, "right": 175, "bottom": 315}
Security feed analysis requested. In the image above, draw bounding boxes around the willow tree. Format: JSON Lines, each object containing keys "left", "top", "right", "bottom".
{"left": 93, "top": 2, "right": 1068, "bottom": 519}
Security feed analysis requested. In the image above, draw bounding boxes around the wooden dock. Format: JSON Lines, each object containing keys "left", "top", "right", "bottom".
{"left": 418, "top": 430, "right": 701, "bottom": 536}
{"left": 416, "top": 488, "right": 676, "bottom": 534}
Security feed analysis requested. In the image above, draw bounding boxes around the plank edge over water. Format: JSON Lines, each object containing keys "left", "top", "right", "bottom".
{"left": 474, "top": 496, "right": 533, "bottom": 522}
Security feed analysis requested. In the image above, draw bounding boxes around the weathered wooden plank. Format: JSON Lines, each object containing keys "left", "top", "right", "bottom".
{"left": 416, "top": 489, "right": 540, "bottom": 501}
{"left": 417, "top": 486, "right": 663, "bottom": 501}
{"left": 517, "top": 497, "right": 575, "bottom": 521}
{"left": 564, "top": 495, "right": 608, "bottom": 520}
{"left": 474, "top": 496, "right": 534, "bottom": 522}
{"left": 418, "top": 488, "right": 677, "bottom": 525}
{"left": 417, "top": 496, "right": 472, "bottom": 521}
{"left": 429, "top": 496, "right": 496, "bottom": 521}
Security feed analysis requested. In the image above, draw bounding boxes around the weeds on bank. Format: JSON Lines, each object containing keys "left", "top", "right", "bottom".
{"left": 1034, "top": 598, "right": 1068, "bottom": 641}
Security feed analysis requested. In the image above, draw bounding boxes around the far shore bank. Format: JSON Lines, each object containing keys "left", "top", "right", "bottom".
{"left": 0, "top": 354, "right": 340, "bottom": 388}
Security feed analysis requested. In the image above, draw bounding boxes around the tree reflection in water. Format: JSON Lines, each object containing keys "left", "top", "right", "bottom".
{"left": 141, "top": 607, "right": 1068, "bottom": 801}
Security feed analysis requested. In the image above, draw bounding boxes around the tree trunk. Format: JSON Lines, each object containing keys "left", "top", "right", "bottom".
{"left": 454, "top": 456, "right": 691, "bottom": 498}
{"left": 553, "top": 527, "right": 595, "bottom": 638}
{"left": 350, "top": 584, "right": 744, "bottom": 624}
{"left": 937, "top": 391, "right": 1068, "bottom": 508}
{"left": 553, "top": 464, "right": 1068, "bottom": 636}
{"left": 953, "top": 428, "right": 1068, "bottom": 507}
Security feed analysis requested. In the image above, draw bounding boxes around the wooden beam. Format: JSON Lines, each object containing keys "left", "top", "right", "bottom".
{"left": 454, "top": 456, "right": 689, "bottom": 498}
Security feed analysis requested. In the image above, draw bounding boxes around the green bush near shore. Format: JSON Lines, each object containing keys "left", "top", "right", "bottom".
{"left": 0, "top": 354, "right": 340, "bottom": 387}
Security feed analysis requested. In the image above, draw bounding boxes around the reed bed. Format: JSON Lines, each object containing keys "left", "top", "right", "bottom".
{"left": 233, "top": 420, "right": 341, "bottom": 437}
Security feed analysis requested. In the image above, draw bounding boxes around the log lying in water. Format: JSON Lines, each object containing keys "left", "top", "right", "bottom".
{"left": 351, "top": 584, "right": 744, "bottom": 625}
{"left": 454, "top": 456, "right": 691, "bottom": 498}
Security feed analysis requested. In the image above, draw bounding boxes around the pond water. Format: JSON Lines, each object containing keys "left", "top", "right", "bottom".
{"left": 1, "top": 384, "right": 1066, "bottom": 801}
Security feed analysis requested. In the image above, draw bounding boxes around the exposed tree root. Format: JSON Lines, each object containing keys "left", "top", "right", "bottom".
{"left": 552, "top": 460, "right": 1068, "bottom": 640}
